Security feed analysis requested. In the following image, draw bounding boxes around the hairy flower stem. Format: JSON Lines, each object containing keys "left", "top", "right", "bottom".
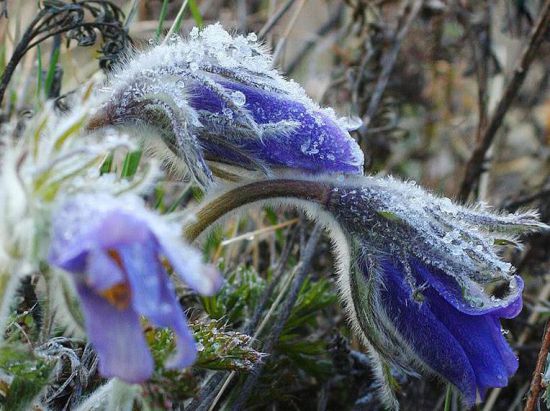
{"left": 184, "top": 179, "right": 330, "bottom": 241}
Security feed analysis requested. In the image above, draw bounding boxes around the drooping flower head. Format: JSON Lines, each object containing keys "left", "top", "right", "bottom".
{"left": 48, "top": 193, "right": 222, "bottom": 383}
{"left": 319, "top": 175, "right": 545, "bottom": 407}
{"left": 88, "top": 24, "right": 364, "bottom": 186}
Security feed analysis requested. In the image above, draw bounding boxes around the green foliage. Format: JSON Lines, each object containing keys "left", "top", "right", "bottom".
{"left": 285, "top": 277, "right": 338, "bottom": 333}
{"left": 120, "top": 150, "right": 143, "bottom": 178}
{"left": 0, "top": 345, "right": 55, "bottom": 411}
{"left": 188, "top": 0, "right": 204, "bottom": 28}
{"left": 193, "top": 320, "right": 264, "bottom": 371}
{"left": 201, "top": 266, "right": 266, "bottom": 326}
{"left": 155, "top": 0, "right": 170, "bottom": 42}
{"left": 143, "top": 319, "right": 264, "bottom": 407}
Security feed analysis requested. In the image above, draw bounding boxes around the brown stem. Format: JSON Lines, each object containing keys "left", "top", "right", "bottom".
{"left": 457, "top": 0, "right": 550, "bottom": 202}
{"left": 183, "top": 179, "right": 331, "bottom": 241}
{"left": 524, "top": 320, "right": 550, "bottom": 411}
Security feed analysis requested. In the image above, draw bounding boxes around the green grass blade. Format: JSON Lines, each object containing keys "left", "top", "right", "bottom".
{"left": 100, "top": 153, "right": 114, "bottom": 175}
{"left": 36, "top": 45, "right": 43, "bottom": 99}
{"left": 444, "top": 384, "right": 452, "bottom": 411}
{"left": 44, "top": 41, "right": 60, "bottom": 97}
{"left": 155, "top": 0, "right": 170, "bottom": 41}
{"left": 121, "top": 150, "right": 143, "bottom": 178}
{"left": 188, "top": 0, "right": 203, "bottom": 28}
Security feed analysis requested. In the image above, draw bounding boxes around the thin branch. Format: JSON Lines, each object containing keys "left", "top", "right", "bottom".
{"left": 258, "top": 0, "right": 296, "bottom": 41}
{"left": 357, "top": 0, "right": 423, "bottom": 135}
{"left": 284, "top": 3, "right": 344, "bottom": 75}
{"left": 457, "top": 0, "right": 550, "bottom": 202}
{"left": 524, "top": 320, "right": 550, "bottom": 411}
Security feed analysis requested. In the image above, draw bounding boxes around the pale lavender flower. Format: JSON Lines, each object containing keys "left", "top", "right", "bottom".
{"left": 48, "top": 193, "right": 222, "bottom": 383}
{"left": 89, "top": 24, "right": 364, "bottom": 186}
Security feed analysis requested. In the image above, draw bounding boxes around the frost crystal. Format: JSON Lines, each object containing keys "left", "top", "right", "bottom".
{"left": 90, "top": 23, "right": 364, "bottom": 186}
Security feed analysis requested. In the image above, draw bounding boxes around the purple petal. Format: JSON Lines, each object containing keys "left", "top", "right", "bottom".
{"left": 375, "top": 258, "right": 519, "bottom": 405}
{"left": 85, "top": 249, "right": 126, "bottom": 291}
{"left": 118, "top": 243, "right": 197, "bottom": 368}
{"left": 118, "top": 241, "right": 162, "bottom": 313}
{"left": 49, "top": 199, "right": 151, "bottom": 270}
{"left": 376, "top": 259, "right": 478, "bottom": 404}
{"left": 188, "top": 79, "right": 364, "bottom": 174}
{"left": 76, "top": 284, "right": 154, "bottom": 383}
{"left": 412, "top": 260, "right": 523, "bottom": 318}
{"left": 156, "top": 233, "right": 222, "bottom": 296}
{"left": 421, "top": 278, "right": 518, "bottom": 396}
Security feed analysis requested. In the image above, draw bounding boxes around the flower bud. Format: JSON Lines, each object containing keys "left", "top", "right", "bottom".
{"left": 89, "top": 24, "right": 364, "bottom": 186}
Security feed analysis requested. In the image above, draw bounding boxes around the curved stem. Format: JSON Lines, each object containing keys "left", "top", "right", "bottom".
{"left": 184, "top": 178, "right": 331, "bottom": 241}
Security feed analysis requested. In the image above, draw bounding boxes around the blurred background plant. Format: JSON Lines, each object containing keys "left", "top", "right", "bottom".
{"left": 0, "top": 0, "right": 549, "bottom": 410}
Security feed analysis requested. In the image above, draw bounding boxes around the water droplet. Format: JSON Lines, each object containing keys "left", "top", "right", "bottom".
{"left": 231, "top": 90, "right": 246, "bottom": 107}
{"left": 168, "top": 33, "right": 179, "bottom": 44}
{"left": 339, "top": 115, "right": 363, "bottom": 131}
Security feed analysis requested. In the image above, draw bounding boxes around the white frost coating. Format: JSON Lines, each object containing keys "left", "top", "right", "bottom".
{"left": 103, "top": 23, "right": 315, "bottom": 108}
{"left": 96, "top": 23, "right": 364, "bottom": 173}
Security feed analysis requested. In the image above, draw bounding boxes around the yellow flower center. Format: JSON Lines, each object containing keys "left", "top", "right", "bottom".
{"left": 98, "top": 249, "right": 131, "bottom": 310}
{"left": 100, "top": 283, "right": 132, "bottom": 310}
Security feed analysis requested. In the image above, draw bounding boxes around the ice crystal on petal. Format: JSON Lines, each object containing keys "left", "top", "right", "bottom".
{"left": 323, "top": 175, "right": 545, "bottom": 312}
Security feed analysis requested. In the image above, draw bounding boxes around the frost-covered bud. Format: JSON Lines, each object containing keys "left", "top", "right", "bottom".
{"left": 320, "top": 176, "right": 547, "bottom": 407}
{"left": 89, "top": 24, "right": 364, "bottom": 186}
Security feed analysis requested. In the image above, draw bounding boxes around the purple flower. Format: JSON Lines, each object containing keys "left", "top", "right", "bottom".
{"left": 48, "top": 193, "right": 222, "bottom": 383}
{"left": 353, "top": 253, "right": 521, "bottom": 406}
{"left": 311, "top": 174, "right": 545, "bottom": 406}
{"left": 90, "top": 24, "right": 363, "bottom": 186}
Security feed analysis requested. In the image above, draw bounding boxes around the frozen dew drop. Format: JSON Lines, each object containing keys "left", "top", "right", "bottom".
{"left": 190, "top": 61, "right": 199, "bottom": 71}
{"left": 231, "top": 90, "right": 246, "bottom": 107}
{"left": 168, "top": 33, "right": 179, "bottom": 44}
{"left": 339, "top": 115, "right": 363, "bottom": 131}
{"left": 190, "top": 27, "right": 199, "bottom": 39}
{"left": 196, "top": 342, "right": 205, "bottom": 352}
{"left": 247, "top": 32, "right": 258, "bottom": 42}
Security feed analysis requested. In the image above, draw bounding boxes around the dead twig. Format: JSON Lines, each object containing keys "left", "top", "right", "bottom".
{"left": 524, "top": 320, "right": 550, "bottom": 411}
{"left": 357, "top": 0, "right": 423, "bottom": 135}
